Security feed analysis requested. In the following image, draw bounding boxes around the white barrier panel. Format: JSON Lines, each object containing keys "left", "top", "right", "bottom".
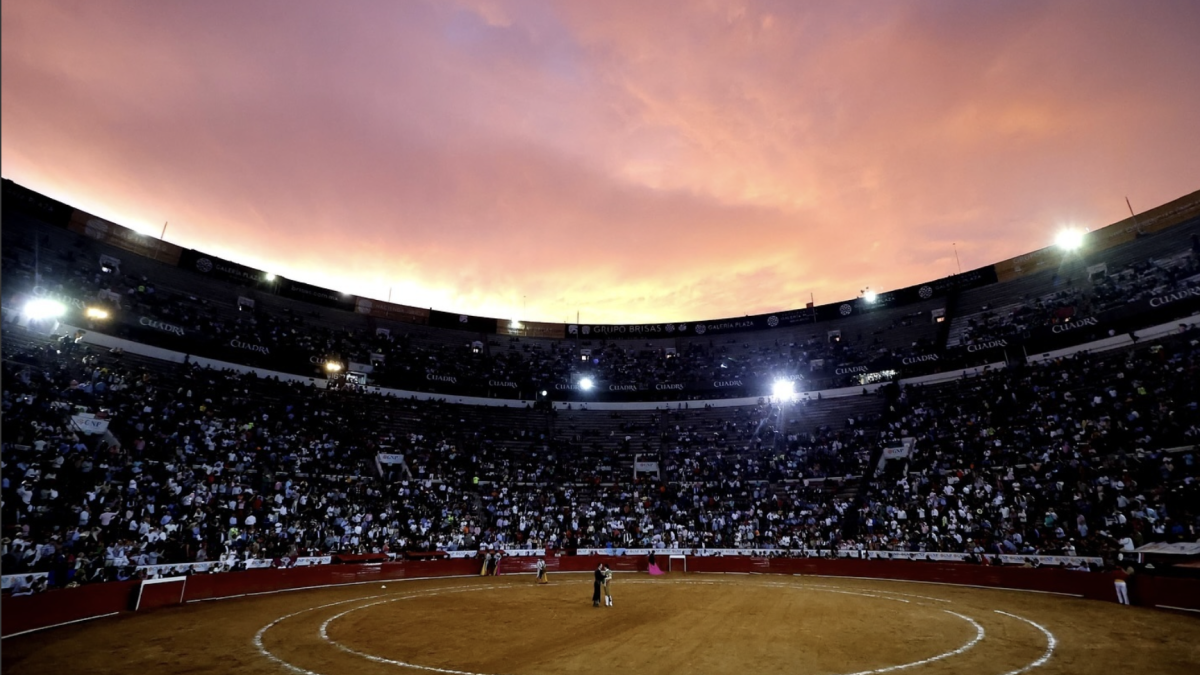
{"left": 138, "top": 562, "right": 217, "bottom": 578}
{"left": 0, "top": 572, "right": 49, "bottom": 590}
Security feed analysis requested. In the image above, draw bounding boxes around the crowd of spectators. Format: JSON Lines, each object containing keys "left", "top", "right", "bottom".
{"left": 957, "top": 247, "right": 1200, "bottom": 347}
{"left": 3, "top": 222, "right": 1200, "bottom": 597}
{"left": 4, "top": 320, "right": 1197, "bottom": 595}
{"left": 0, "top": 324, "right": 887, "bottom": 589}
{"left": 852, "top": 329, "right": 1200, "bottom": 559}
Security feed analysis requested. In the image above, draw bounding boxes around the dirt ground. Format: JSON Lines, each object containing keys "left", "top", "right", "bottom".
{"left": 3, "top": 574, "right": 1198, "bottom": 674}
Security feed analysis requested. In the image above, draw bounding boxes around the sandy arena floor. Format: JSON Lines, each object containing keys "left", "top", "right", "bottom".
{"left": 3, "top": 573, "right": 1198, "bottom": 674}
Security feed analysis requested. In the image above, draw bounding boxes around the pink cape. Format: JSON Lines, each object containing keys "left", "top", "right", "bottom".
{"left": 647, "top": 564, "right": 664, "bottom": 576}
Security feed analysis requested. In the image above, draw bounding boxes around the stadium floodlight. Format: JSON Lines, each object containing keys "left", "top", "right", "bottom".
{"left": 772, "top": 379, "right": 796, "bottom": 401}
{"left": 1056, "top": 229, "right": 1085, "bottom": 251}
{"left": 541, "top": 390, "right": 548, "bottom": 397}
{"left": 324, "top": 362, "right": 343, "bottom": 373}
{"left": 265, "top": 273, "right": 276, "bottom": 281}
{"left": 862, "top": 288, "right": 877, "bottom": 304}
{"left": 84, "top": 307, "right": 110, "bottom": 320}
{"left": 23, "top": 299, "right": 66, "bottom": 320}
{"left": 579, "top": 377, "right": 594, "bottom": 391}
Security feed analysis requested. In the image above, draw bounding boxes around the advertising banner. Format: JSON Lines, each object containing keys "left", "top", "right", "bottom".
{"left": 70, "top": 414, "right": 110, "bottom": 435}
{"left": 3, "top": 179, "right": 73, "bottom": 227}
{"left": 428, "top": 309, "right": 496, "bottom": 333}
{"left": 955, "top": 338, "right": 1014, "bottom": 362}
{"left": 67, "top": 210, "right": 184, "bottom": 265}
{"left": 136, "top": 316, "right": 190, "bottom": 339}
{"left": 277, "top": 278, "right": 355, "bottom": 310}
{"left": 495, "top": 319, "right": 566, "bottom": 339}
{"left": 353, "top": 297, "right": 430, "bottom": 324}
{"left": 178, "top": 248, "right": 268, "bottom": 287}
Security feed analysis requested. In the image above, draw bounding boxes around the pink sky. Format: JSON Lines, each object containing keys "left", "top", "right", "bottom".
{"left": 4, "top": 0, "right": 1199, "bottom": 324}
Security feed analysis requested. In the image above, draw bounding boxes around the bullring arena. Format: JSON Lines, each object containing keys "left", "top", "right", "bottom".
{"left": 3, "top": 556, "right": 1199, "bottom": 675}
{"left": 4, "top": 169, "right": 1200, "bottom": 673}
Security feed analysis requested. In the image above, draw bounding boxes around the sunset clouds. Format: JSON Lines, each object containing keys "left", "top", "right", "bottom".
{"left": 4, "top": 0, "right": 1199, "bottom": 323}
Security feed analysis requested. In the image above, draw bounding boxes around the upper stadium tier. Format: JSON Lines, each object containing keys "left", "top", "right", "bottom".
{"left": 3, "top": 179, "right": 1199, "bottom": 402}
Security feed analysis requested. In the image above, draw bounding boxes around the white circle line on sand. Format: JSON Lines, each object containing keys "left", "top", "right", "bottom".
{"left": 254, "top": 594, "right": 388, "bottom": 675}
{"left": 839, "top": 610, "right": 985, "bottom": 675}
{"left": 313, "top": 579, "right": 985, "bottom": 675}
{"left": 994, "top": 610, "right": 1057, "bottom": 674}
{"left": 849, "top": 589, "right": 953, "bottom": 604}
{"left": 254, "top": 585, "right": 505, "bottom": 675}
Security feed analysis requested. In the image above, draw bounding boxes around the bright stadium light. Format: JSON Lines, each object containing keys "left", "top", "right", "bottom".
{"left": 84, "top": 307, "right": 110, "bottom": 320}
{"left": 772, "top": 379, "right": 796, "bottom": 401}
{"left": 265, "top": 273, "right": 276, "bottom": 281}
{"left": 324, "top": 362, "right": 343, "bottom": 373}
{"left": 1056, "top": 229, "right": 1085, "bottom": 251}
{"left": 863, "top": 289, "right": 877, "bottom": 303}
{"left": 540, "top": 390, "right": 548, "bottom": 397}
{"left": 579, "top": 377, "right": 594, "bottom": 391}
{"left": 23, "top": 299, "right": 66, "bottom": 320}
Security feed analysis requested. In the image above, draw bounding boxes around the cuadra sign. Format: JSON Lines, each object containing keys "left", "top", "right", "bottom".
{"left": 140, "top": 316, "right": 185, "bottom": 336}
{"left": 229, "top": 339, "right": 270, "bottom": 355}
{"left": 1149, "top": 287, "right": 1200, "bottom": 308}
{"left": 967, "top": 339, "right": 1009, "bottom": 352}
{"left": 30, "top": 286, "right": 86, "bottom": 310}
{"left": 1050, "top": 316, "right": 1099, "bottom": 334}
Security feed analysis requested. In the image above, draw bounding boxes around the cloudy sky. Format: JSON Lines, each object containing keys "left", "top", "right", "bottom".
{"left": 4, "top": 0, "right": 1199, "bottom": 324}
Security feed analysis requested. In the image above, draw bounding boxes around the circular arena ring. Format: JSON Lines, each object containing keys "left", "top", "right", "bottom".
{"left": 4, "top": 573, "right": 1198, "bottom": 675}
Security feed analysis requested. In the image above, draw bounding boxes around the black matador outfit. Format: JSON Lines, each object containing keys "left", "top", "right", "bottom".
{"left": 592, "top": 568, "right": 604, "bottom": 606}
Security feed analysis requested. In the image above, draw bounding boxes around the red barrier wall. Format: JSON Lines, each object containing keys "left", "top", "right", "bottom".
{"left": 1128, "top": 574, "right": 1200, "bottom": 612}
{"left": 4, "top": 557, "right": 1196, "bottom": 639}
{"left": 1, "top": 580, "right": 138, "bottom": 637}
{"left": 181, "top": 559, "right": 483, "bottom": 602}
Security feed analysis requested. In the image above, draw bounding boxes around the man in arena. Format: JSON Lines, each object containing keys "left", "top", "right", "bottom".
{"left": 536, "top": 558, "right": 549, "bottom": 584}
{"left": 592, "top": 563, "right": 605, "bottom": 607}
{"left": 602, "top": 563, "right": 614, "bottom": 606}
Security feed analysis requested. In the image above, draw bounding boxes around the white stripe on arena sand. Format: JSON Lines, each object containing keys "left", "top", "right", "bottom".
{"left": 254, "top": 587, "right": 502, "bottom": 675}
{"left": 1, "top": 612, "right": 120, "bottom": 640}
{"left": 797, "top": 574, "right": 1084, "bottom": 597}
{"left": 994, "top": 610, "right": 1057, "bottom": 674}
{"left": 1156, "top": 605, "right": 1200, "bottom": 614}
{"left": 187, "top": 573, "right": 481, "bottom": 602}
{"left": 309, "top": 582, "right": 980, "bottom": 675}
{"left": 835, "top": 610, "right": 986, "bottom": 675}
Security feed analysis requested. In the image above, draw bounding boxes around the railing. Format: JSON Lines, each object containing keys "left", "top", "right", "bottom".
{"left": 4, "top": 554, "right": 1198, "bottom": 640}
